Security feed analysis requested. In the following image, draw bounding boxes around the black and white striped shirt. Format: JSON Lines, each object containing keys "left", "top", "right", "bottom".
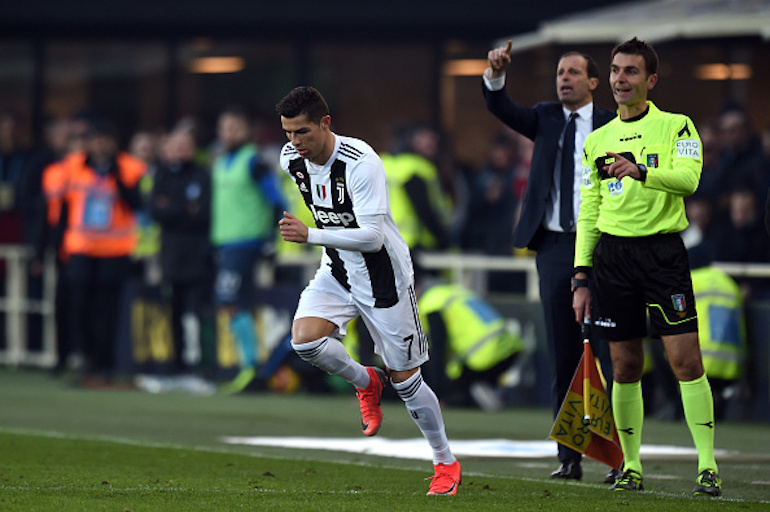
{"left": 280, "top": 134, "right": 413, "bottom": 308}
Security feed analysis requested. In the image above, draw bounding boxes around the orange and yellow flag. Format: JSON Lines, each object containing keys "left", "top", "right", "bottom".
{"left": 549, "top": 337, "right": 623, "bottom": 470}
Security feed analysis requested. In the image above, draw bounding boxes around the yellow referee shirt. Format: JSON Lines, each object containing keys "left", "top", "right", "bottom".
{"left": 575, "top": 101, "right": 702, "bottom": 268}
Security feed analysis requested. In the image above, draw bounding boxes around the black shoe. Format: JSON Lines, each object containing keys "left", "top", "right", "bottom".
{"left": 550, "top": 461, "right": 582, "bottom": 480}
{"left": 610, "top": 469, "right": 643, "bottom": 491}
{"left": 604, "top": 467, "right": 622, "bottom": 484}
{"left": 693, "top": 469, "right": 722, "bottom": 497}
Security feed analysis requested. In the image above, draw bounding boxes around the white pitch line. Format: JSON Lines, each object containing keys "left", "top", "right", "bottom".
{"left": 1, "top": 427, "right": 768, "bottom": 504}
{"left": 219, "top": 435, "right": 736, "bottom": 461}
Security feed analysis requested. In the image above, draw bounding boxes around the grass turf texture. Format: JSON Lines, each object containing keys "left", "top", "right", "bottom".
{"left": 1, "top": 368, "right": 768, "bottom": 510}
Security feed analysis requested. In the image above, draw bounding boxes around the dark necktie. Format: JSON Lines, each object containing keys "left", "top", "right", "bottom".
{"left": 560, "top": 112, "right": 578, "bottom": 231}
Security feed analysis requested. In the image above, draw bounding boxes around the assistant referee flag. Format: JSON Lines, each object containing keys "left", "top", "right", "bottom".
{"left": 549, "top": 330, "right": 623, "bottom": 470}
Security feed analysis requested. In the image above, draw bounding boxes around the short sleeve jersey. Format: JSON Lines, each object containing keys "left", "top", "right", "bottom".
{"left": 575, "top": 101, "right": 702, "bottom": 268}
{"left": 279, "top": 134, "right": 414, "bottom": 308}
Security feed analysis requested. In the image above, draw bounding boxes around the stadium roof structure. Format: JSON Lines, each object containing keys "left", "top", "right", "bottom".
{"left": 503, "top": 0, "right": 770, "bottom": 52}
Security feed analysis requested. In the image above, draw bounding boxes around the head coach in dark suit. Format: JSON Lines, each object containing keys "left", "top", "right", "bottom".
{"left": 483, "top": 40, "right": 616, "bottom": 481}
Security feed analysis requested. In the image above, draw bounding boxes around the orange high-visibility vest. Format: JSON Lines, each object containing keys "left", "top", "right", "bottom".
{"left": 43, "top": 151, "right": 145, "bottom": 258}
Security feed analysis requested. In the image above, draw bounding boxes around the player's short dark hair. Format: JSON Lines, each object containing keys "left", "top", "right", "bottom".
{"left": 275, "top": 86, "right": 330, "bottom": 124}
{"left": 560, "top": 51, "right": 600, "bottom": 80}
{"left": 612, "top": 37, "right": 659, "bottom": 76}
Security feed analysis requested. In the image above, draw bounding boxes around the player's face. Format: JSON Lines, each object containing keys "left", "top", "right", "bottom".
{"left": 281, "top": 114, "right": 332, "bottom": 165}
{"left": 610, "top": 53, "right": 657, "bottom": 109}
{"left": 556, "top": 55, "right": 597, "bottom": 109}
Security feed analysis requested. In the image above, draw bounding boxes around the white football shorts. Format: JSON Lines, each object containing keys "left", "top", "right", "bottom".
{"left": 293, "top": 270, "right": 429, "bottom": 371}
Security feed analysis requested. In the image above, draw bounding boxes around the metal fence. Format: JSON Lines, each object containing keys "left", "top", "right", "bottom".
{"left": 2, "top": 244, "right": 769, "bottom": 368}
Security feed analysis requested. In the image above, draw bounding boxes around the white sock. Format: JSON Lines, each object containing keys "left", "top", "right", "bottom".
{"left": 392, "top": 369, "right": 455, "bottom": 465}
{"left": 292, "top": 337, "right": 370, "bottom": 389}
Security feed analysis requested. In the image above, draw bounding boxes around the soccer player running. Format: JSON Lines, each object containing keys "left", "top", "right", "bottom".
{"left": 275, "top": 86, "right": 461, "bottom": 495}
{"left": 572, "top": 38, "right": 721, "bottom": 496}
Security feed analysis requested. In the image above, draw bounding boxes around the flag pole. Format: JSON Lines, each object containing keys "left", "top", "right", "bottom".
{"left": 582, "top": 318, "right": 591, "bottom": 426}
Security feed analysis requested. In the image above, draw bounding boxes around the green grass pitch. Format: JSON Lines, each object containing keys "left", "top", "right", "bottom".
{"left": 0, "top": 368, "right": 768, "bottom": 511}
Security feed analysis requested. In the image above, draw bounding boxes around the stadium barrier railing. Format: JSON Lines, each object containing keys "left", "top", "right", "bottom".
{"left": 1, "top": 244, "right": 769, "bottom": 369}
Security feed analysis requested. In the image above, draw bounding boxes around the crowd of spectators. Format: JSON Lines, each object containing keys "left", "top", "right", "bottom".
{"left": 681, "top": 106, "right": 770, "bottom": 299}
{"left": 1, "top": 102, "right": 770, "bottom": 385}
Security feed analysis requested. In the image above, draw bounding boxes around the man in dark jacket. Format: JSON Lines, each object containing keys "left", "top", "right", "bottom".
{"left": 150, "top": 128, "right": 213, "bottom": 374}
{"left": 483, "top": 40, "right": 616, "bottom": 481}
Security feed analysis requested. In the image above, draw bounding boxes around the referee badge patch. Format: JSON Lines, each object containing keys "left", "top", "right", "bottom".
{"left": 581, "top": 166, "right": 593, "bottom": 188}
{"left": 671, "top": 293, "right": 687, "bottom": 312}
{"left": 646, "top": 154, "right": 659, "bottom": 168}
{"left": 675, "top": 139, "right": 700, "bottom": 158}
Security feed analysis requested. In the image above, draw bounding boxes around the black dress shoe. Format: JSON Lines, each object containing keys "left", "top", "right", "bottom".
{"left": 550, "top": 461, "right": 583, "bottom": 480}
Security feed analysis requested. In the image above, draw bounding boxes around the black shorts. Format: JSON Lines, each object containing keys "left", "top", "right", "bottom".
{"left": 591, "top": 233, "right": 697, "bottom": 340}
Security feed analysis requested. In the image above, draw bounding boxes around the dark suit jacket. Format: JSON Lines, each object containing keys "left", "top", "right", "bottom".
{"left": 483, "top": 84, "right": 616, "bottom": 250}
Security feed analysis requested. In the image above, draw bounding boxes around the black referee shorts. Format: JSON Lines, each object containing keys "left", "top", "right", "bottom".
{"left": 591, "top": 232, "right": 697, "bottom": 341}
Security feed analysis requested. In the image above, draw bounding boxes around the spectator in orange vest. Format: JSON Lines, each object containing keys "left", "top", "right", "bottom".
{"left": 43, "top": 119, "right": 145, "bottom": 386}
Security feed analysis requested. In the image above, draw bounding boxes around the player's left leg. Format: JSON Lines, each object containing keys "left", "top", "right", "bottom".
{"left": 662, "top": 331, "right": 721, "bottom": 496}
{"left": 390, "top": 367, "right": 460, "bottom": 494}
{"left": 359, "top": 285, "right": 460, "bottom": 495}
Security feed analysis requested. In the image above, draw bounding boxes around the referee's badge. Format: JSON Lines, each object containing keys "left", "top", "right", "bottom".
{"left": 672, "top": 293, "right": 687, "bottom": 314}
{"left": 608, "top": 180, "right": 623, "bottom": 195}
{"left": 581, "top": 166, "right": 593, "bottom": 188}
{"left": 646, "top": 154, "right": 659, "bottom": 168}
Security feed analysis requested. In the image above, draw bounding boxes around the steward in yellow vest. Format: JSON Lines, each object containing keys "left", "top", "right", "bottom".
{"left": 689, "top": 243, "right": 746, "bottom": 419}
{"left": 382, "top": 126, "right": 451, "bottom": 251}
{"left": 418, "top": 282, "right": 523, "bottom": 409}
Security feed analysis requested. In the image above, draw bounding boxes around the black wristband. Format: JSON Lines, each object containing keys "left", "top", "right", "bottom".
{"left": 636, "top": 164, "right": 647, "bottom": 182}
{"left": 571, "top": 277, "right": 589, "bottom": 292}
{"left": 573, "top": 266, "right": 591, "bottom": 277}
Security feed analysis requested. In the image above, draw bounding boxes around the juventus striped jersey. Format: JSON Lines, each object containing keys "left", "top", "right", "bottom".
{"left": 279, "top": 133, "right": 414, "bottom": 308}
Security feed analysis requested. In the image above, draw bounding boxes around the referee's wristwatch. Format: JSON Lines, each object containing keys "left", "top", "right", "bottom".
{"left": 571, "top": 277, "right": 589, "bottom": 292}
{"left": 636, "top": 163, "right": 648, "bottom": 182}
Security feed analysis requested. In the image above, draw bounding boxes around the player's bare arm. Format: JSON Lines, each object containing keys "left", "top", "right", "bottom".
{"left": 279, "top": 211, "right": 309, "bottom": 243}
{"left": 487, "top": 39, "right": 512, "bottom": 79}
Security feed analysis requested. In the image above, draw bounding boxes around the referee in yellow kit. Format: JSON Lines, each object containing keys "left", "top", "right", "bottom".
{"left": 571, "top": 38, "right": 721, "bottom": 497}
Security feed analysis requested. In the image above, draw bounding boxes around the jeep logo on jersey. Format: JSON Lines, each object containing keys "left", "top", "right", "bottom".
{"left": 309, "top": 205, "right": 356, "bottom": 227}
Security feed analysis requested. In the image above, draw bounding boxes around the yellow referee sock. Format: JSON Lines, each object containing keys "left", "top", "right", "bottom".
{"left": 680, "top": 374, "right": 719, "bottom": 474}
{"left": 612, "top": 380, "right": 644, "bottom": 475}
